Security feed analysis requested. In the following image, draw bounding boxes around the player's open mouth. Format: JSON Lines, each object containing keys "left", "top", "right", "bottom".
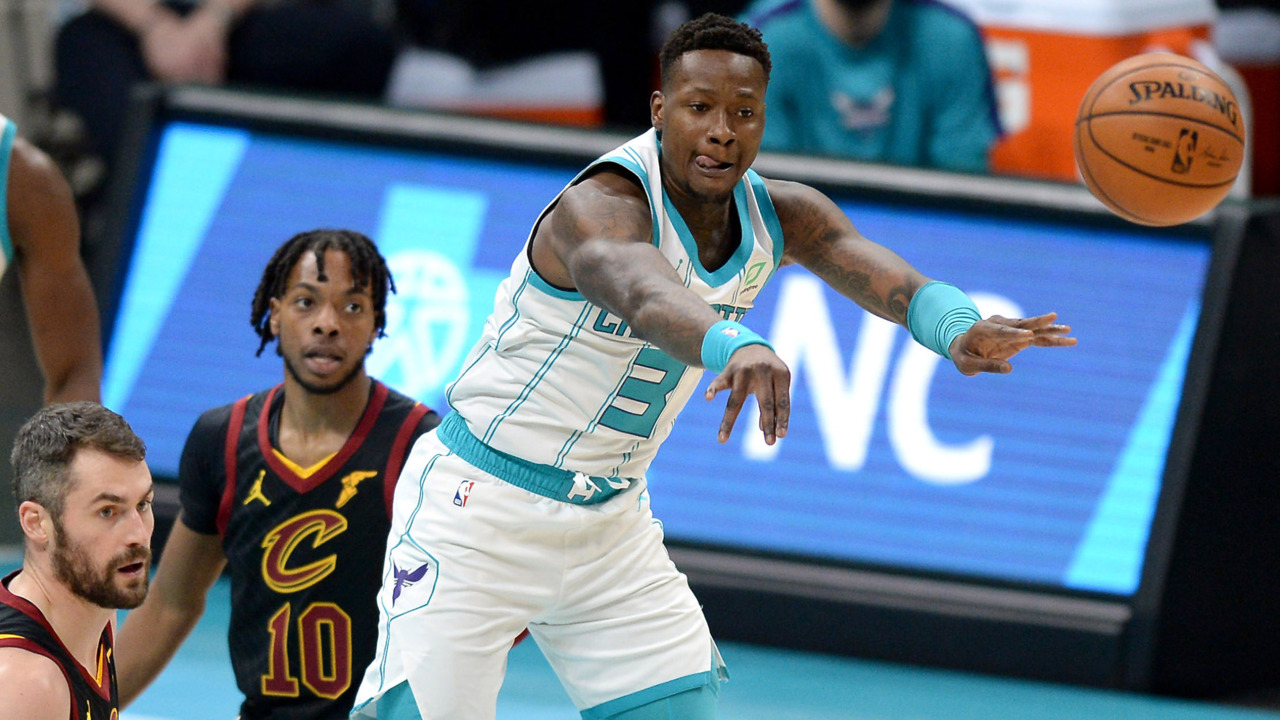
{"left": 118, "top": 562, "right": 145, "bottom": 576}
{"left": 695, "top": 155, "right": 734, "bottom": 174}
{"left": 304, "top": 351, "right": 342, "bottom": 374}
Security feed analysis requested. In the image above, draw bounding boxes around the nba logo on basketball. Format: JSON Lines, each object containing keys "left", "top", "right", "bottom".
{"left": 1172, "top": 129, "right": 1198, "bottom": 174}
{"left": 453, "top": 481, "right": 474, "bottom": 507}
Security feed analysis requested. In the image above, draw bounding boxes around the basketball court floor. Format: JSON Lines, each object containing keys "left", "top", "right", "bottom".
{"left": 4, "top": 549, "right": 1278, "bottom": 720}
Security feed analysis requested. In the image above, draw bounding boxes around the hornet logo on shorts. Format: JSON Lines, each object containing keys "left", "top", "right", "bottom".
{"left": 392, "top": 561, "right": 432, "bottom": 605}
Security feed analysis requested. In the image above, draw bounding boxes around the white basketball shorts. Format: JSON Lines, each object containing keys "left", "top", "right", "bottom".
{"left": 352, "top": 430, "right": 726, "bottom": 719}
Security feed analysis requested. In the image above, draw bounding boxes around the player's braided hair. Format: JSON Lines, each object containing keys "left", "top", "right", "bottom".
{"left": 659, "top": 12, "right": 771, "bottom": 88}
{"left": 249, "top": 229, "right": 396, "bottom": 357}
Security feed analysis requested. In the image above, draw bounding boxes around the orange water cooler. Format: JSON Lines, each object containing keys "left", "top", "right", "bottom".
{"left": 1216, "top": 8, "right": 1280, "bottom": 197}
{"left": 945, "top": 0, "right": 1218, "bottom": 182}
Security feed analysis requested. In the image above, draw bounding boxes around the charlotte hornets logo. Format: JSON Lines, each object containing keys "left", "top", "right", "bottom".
{"left": 391, "top": 561, "right": 433, "bottom": 605}
{"left": 832, "top": 87, "right": 893, "bottom": 131}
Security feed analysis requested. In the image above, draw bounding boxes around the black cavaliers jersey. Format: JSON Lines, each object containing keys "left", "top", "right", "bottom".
{"left": 178, "top": 381, "right": 438, "bottom": 720}
{"left": 0, "top": 571, "right": 118, "bottom": 720}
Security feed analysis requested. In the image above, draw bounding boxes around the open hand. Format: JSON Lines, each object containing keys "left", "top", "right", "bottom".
{"left": 949, "top": 313, "right": 1076, "bottom": 376}
{"left": 704, "top": 344, "right": 791, "bottom": 445}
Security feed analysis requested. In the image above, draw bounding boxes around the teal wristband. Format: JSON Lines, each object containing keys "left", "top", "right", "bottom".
{"left": 701, "top": 320, "right": 772, "bottom": 373}
{"left": 906, "top": 281, "right": 981, "bottom": 360}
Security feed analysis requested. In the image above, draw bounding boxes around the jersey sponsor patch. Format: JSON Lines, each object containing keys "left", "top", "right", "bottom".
{"left": 337, "top": 470, "right": 379, "bottom": 508}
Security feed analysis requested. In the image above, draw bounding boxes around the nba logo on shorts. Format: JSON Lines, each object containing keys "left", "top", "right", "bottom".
{"left": 453, "top": 480, "right": 474, "bottom": 507}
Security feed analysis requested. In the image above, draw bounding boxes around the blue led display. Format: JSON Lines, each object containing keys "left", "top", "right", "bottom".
{"left": 104, "top": 121, "right": 1212, "bottom": 596}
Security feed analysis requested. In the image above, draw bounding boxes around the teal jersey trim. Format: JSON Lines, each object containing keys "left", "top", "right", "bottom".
{"left": 445, "top": 343, "right": 492, "bottom": 410}
{"left": 528, "top": 266, "right": 584, "bottom": 300}
{"left": 554, "top": 428, "right": 586, "bottom": 468}
{"left": 580, "top": 671, "right": 720, "bottom": 720}
{"left": 495, "top": 270, "right": 534, "bottom": 338}
{"left": 372, "top": 681, "right": 424, "bottom": 719}
{"left": 746, "top": 169, "right": 785, "bottom": 269}
{"left": 653, "top": 133, "right": 758, "bottom": 285}
{"left": 661, "top": 181, "right": 756, "bottom": 287}
{"left": 0, "top": 117, "right": 16, "bottom": 270}
{"left": 481, "top": 302, "right": 593, "bottom": 444}
{"left": 524, "top": 148, "right": 660, "bottom": 305}
{"left": 439, "top": 413, "right": 633, "bottom": 505}
{"left": 617, "top": 148, "right": 661, "bottom": 247}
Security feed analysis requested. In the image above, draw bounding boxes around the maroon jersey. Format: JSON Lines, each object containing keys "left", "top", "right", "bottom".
{"left": 0, "top": 570, "right": 119, "bottom": 720}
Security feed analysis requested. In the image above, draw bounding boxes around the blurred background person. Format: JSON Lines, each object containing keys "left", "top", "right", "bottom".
{"left": 52, "top": 0, "right": 397, "bottom": 216}
{"left": 389, "top": 0, "right": 655, "bottom": 129}
{"left": 741, "top": 0, "right": 1000, "bottom": 172}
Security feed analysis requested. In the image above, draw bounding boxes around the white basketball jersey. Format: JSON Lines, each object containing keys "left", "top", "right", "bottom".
{"left": 446, "top": 129, "right": 785, "bottom": 479}
{"left": 0, "top": 114, "right": 16, "bottom": 278}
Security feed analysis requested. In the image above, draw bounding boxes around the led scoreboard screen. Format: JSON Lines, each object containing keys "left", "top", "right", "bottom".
{"left": 103, "top": 95, "right": 1215, "bottom": 599}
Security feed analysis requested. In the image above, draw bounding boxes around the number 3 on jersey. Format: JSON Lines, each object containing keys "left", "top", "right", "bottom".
{"left": 599, "top": 347, "right": 686, "bottom": 437}
{"left": 261, "top": 601, "right": 353, "bottom": 699}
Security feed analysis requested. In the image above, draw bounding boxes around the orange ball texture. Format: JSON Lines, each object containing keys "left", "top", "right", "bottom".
{"left": 1074, "top": 52, "right": 1246, "bottom": 226}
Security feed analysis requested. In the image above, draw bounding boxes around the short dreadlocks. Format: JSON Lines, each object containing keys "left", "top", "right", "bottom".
{"left": 249, "top": 229, "right": 395, "bottom": 357}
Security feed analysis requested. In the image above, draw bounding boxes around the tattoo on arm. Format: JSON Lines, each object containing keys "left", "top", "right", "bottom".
{"left": 788, "top": 200, "right": 916, "bottom": 326}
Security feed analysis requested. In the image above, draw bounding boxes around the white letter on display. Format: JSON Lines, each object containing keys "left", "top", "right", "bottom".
{"left": 888, "top": 292, "right": 1022, "bottom": 485}
{"left": 742, "top": 275, "right": 896, "bottom": 470}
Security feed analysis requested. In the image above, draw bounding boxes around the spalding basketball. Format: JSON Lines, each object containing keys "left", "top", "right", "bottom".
{"left": 1074, "top": 52, "right": 1245, "bottom": 226}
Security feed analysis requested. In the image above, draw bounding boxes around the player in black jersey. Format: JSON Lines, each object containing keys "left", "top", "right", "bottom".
{"left": 115, "top": 229, "right": 441, "bottom": 719}
{"left": 0, "top": 402, "right": 153, "bottom": 720}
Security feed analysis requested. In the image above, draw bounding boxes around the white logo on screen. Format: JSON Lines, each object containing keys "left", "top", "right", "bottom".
{"left": 367, "top": 250, "right": 471, "bottom": 399}
{"left": 742, "top": 274, "right": 1024, "bottom": 486}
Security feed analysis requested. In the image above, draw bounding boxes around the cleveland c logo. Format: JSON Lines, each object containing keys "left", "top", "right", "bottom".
{"left": 261, "top": 510, "right": 348, "bottom": 594}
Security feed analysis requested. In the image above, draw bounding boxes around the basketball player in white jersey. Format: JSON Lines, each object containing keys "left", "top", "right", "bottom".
{"left": 354, "top": 13, "right": 1076, "bottom": 720}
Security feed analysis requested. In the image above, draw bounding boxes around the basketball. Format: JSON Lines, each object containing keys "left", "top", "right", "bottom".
{"left": 1074, "top": 52, "right": 1246, "bottom": 226}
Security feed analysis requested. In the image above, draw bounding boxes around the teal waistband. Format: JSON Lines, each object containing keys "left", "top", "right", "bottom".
{"left": 436, "top": 413, "right": 633, "bottom": 505}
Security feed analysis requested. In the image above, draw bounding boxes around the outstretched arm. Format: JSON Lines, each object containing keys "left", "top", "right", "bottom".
{"left": 770, "top": 178, "right": 1074, "bottom": 372}
{"left": 771, "top": 178, "right": 928, "bottom": 324}
{"left": 115, "top": 517, "right": 226, "bottom": 707}
{"left": 530, "top": 168, "right": 792, "bottom": 443}
{"left": 534, "top": 169, "right": 727, "bottom": 366}
{"left": 8, "top": 137, "right": 102, "bottom": 403}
